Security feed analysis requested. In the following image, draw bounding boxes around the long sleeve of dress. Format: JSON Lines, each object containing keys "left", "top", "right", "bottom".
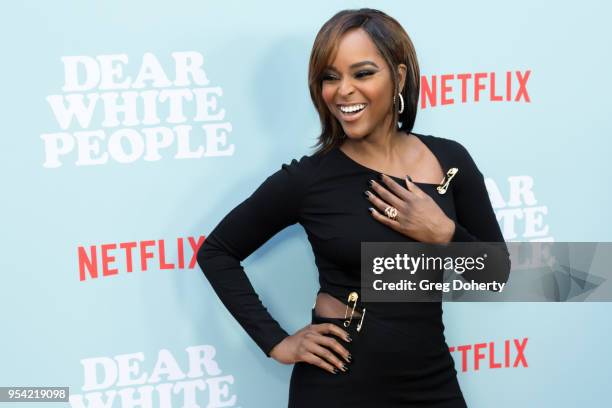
{"left": 196, "top": 156, "right": 313, "bottom": 358}
{"left": 448, "top": 141, "right": 511, "bottom": 286}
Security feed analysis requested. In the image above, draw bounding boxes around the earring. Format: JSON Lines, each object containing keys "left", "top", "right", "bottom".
{"left": 397, "top": 93, "right": 404, "bottom": 114}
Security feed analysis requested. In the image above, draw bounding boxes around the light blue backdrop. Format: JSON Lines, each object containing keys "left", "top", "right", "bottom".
{"left": 1, "top": 1, "right": 611, "bottom": 407}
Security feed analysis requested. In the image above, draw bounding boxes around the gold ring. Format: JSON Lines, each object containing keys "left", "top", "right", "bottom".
{"left": 384, "top": 206, "right": 398, "bottom": 220}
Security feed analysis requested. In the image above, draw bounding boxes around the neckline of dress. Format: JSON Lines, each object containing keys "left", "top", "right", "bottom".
{"left": 333, "top": 133, "right": 443, "bottom": 187}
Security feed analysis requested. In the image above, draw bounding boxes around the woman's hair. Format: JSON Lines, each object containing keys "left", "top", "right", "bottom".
{"left": 308, "top": 8, "right": 420, "bottom": 154}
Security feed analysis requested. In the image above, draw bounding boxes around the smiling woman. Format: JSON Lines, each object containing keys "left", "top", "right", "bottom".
{"left": 197, "top": 7, "right": 510, "bottom": 408}
{"left": 308, "top": 10, "right": 420, "bottom": 154}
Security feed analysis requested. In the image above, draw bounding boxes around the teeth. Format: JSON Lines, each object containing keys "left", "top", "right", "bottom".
{"left": 339, "top": 103, "right": 366, "bottom": 113}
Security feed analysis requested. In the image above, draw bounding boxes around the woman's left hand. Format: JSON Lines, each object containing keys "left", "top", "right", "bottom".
{"left": 365, "top": 174, "right": 455, "bottom": 244}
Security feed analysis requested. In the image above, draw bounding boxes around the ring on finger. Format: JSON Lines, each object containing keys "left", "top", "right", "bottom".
{"left": 384, "top": 206, "right": 398, "bottom": 220}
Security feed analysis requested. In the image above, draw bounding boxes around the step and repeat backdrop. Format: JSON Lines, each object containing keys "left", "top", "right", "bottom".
{"left": 1, "top": 1, "right": 611, "bottom": 407}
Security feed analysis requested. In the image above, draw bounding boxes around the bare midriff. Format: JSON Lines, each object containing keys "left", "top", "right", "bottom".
{"left": 314, "top": 292, "right": 362, "bottom": 319}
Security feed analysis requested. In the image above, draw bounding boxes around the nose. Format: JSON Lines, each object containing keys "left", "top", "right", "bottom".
{"left": 338, "top": 76, "right": 355, "bottom": 97}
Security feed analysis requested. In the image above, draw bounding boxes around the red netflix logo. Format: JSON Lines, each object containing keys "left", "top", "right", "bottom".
{"left": 448, "top": 337, "right": 528, "bottom": 372}
{"left": 77, "top": 236, "right": 205, "bottom": 281}
{"left": 421, "top": 70, "right": 531, "bottom": 108}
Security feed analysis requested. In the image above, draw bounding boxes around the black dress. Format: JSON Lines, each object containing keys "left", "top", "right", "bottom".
{"left": 197, "top": 132, "right": 510, "bottom": 407}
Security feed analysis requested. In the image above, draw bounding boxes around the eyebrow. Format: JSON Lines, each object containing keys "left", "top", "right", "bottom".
{"left": 325, "top": 60, "right": 379, "bottom": 71}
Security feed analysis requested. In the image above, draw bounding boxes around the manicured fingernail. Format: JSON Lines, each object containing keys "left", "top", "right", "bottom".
{"left": 367, "top": 207, "right": 374, "bottom": 214}
{"left": 363, "top": 190, "right": 370, "bottom": 198}
{"left": 368, "top": 179, "right": 374, "bottom": 187}
{"left": 347, "top": 335, "right": 352, "bottom": 342}
{"left": 333, "top": 368, "right": 338, "bottom": 374}
{"left": 378, "top": 173, "right": 385, "bottom": 180}
{"left": 407, "top": 175, "right": 413, "bottom": 182}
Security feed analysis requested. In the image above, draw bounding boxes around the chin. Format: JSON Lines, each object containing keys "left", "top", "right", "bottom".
{"left": 341, "top": 126, "right": 370, "bottom": 140}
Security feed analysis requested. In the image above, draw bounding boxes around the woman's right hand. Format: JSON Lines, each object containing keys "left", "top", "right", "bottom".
{"left": 269, "top": 322, "right": 352, "bottom": 374}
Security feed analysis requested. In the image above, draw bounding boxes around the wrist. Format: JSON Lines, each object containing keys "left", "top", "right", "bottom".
{"left": 433, "top": 217, "right": 455, "bottom": 244}
{"left": 268, "top": 335, "right": 289, "bottom": 361}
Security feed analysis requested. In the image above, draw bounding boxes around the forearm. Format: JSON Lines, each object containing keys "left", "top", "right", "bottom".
{"left": 198, "top": 234, "right": 291, "bottom": 357}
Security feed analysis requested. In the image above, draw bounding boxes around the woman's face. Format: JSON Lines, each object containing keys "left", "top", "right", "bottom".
{"left": 321, "top": 27, "right": 405, "bottom": 140}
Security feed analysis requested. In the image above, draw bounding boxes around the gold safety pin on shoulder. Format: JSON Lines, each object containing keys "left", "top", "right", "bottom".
{"left": 437, "top": 167, "right": 459, "bottom": 195}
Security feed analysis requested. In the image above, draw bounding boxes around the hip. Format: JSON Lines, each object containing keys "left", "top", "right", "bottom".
{"left": 288, "top": 306, "right": 467, "bottom": 407}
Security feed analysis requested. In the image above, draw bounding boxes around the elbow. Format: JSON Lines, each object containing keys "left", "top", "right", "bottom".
{"left": 196, "top": 238, "right": 213, "bottom": 277}
{"left": 490, "top": 243, "right": 511, "bottom": 288}
{"left": 490, "top": 247, "right": 511, "bottom": 291}
{"left": 499, "top": 242, "right": 512, "bottom": 285}
{"left": 501, "top": 253, "right": 511, "bottom": 285}
{"left": 196, "top": 234, "right": 236, "bottom": 281}
{"left": 462, "top": 244, "right": 511, "bottom": 292}
{"left": 490, "top": 260, "right": 510, "bottom": 293}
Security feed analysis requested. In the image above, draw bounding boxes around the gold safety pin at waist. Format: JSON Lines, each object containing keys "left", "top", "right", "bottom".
{"left": 356, "top": 308, "right": 366, "bottom": 332}
{"left": 343, "top": 291, "right": 366, "bottom": 331}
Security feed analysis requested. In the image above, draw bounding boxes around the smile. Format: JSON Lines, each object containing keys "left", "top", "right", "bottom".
{"left": 336, "top": 103, "right": 368, "bottom": 122}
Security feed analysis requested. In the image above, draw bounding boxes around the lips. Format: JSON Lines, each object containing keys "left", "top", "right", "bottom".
{"left": 336, "top": 103, "right": 368, "bottom": 122}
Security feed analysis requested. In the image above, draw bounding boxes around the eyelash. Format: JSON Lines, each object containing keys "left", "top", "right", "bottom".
{"left": 322, "top": 71, "right": 374, "bottom": 81}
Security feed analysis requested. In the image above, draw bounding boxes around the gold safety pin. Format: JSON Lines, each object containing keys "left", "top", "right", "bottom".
{"left": 437, "top": 167, "right": 459, "bottom": 195}
{"left": 343, "top": 291, "right": 359, "bottom": 327}
{"left": 356, "top": 308, "right": 366, "bottom": 332}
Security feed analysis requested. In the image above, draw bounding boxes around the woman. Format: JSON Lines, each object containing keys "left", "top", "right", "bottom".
{"left": 197, "top": 8, "right": 510, "bottom": 407}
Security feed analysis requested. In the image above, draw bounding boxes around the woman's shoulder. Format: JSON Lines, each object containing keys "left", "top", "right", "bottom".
{"left": 266, "top": 148, "right": 329, "bottom": 196}
{"left": 279, "top": 149, "right": 324, "bottom": 178}
{"left": 279, "top": 145, "right": 334, "bottom": 179}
